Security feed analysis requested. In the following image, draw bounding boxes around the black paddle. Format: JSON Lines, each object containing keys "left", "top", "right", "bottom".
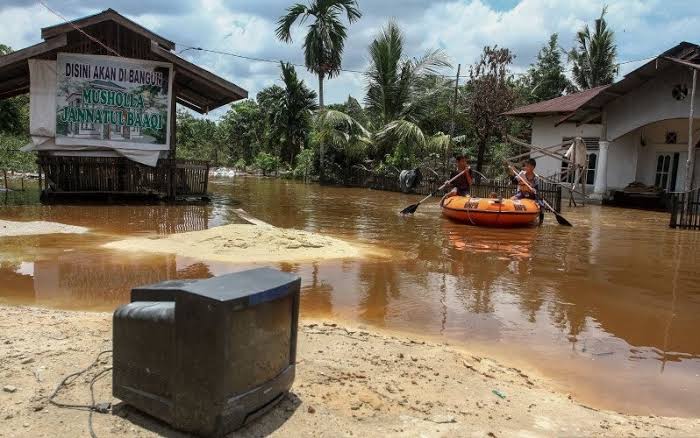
{"left": 507, "top": 164, "right": 573, "bottom": 227}
{"left": 400, "top": 170, "right": 466, "bottom": 215}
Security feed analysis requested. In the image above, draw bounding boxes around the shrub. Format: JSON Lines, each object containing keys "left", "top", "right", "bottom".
{"left": 253, "top": 151, "right": 281, "bottom": 176}
{"left": 293, "top": 148, "right": 315, "bottom": 181}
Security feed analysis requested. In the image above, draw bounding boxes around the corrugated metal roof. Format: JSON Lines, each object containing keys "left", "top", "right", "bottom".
{"left": 503, "top": 85, "right": 610, "bottom": 116}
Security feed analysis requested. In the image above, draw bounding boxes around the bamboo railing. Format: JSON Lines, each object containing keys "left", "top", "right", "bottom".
{"left": 37, "top": 155, "right": 209, "bottom": 199}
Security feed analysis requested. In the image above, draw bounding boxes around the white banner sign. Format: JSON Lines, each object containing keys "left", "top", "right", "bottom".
{"left": 55, "top": 53, "right": 173, "bottom": 150}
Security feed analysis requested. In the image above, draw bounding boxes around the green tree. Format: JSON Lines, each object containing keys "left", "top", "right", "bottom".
{"left": 0, "top": 44, "right": 29, "bottom": 136}
{"left": 465, "top": 46, "right": 517, "bottom": 172}
{"left": 253, "top": 151, "right": 282, "bottom": 176}
{"left": 365, "top": 21, "right": 450, "bottom": 165}
{"left": 0, "top": 133, "right": 35, "bottom": 189}
{"left": 569, "top": 7, "right": 617, "bottom": 90}
{"left": 257, "top": 84, "right": 286, "bottom": 157}
{"left": 271, "top": 62, "right": 318, "bottom": 164}
{"left": 527, "top": 34, "right": 572, "bottom": 102}
{"left": 293, "top": 147, "right": 316, "bottom": 181}
{"left": 313, "top": 109, "right": 370, "bottom": 181}
{"left": 219, "top": 100, "right": 265, "bottom": 164}
{"left": 327, "top": 95, "right": 369, "bottom": 128}
{"left": 275, "top": 0, "right": 362, "bottom": 109}
{"left": 176, "top": 110, "right": 227, "bottom": 165}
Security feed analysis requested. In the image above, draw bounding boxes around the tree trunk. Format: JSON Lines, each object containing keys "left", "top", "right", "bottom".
{"left": 476, "top": 139, "right": 487, "bottom": 173}
{"left": 2, "top": 169, "right": 7, "bottom": 191}
{"left": 318, "top": 72, "right": 325, "bottom": 183}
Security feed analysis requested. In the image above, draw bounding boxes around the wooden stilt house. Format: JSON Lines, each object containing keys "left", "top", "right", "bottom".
{"left": 0, "top": 8, "right": 247, "bottom": 201}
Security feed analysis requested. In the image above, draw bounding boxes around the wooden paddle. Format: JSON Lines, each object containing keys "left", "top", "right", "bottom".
{"left": 507, "top": 163, "right": 573, "bottom": 227}
{"left": 400, "top": 169, "right": 466, "bottom": 215}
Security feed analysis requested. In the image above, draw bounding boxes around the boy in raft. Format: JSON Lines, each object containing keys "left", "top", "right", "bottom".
{"left": 447, "top": 152, "right": 474, "bottom": 197}
{"left": 510, "top": 158, "right": 539, "bottom": 200}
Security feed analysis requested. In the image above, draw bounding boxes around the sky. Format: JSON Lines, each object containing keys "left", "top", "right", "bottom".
{"left": 1, "top": 0, "right": 700, "bottom": 119}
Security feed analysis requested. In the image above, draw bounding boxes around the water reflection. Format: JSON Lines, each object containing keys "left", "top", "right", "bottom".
{"left": 1, "top": 177, "right": 700, "bottom": 415}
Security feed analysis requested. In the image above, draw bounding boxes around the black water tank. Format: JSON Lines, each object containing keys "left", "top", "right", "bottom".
{"left": 113, "top": 267, "right": 300, "bottom": 436}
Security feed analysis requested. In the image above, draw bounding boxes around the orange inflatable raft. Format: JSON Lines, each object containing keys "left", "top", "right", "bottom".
{"left": 440, "top": 194, "right": 541, "bottom": 227}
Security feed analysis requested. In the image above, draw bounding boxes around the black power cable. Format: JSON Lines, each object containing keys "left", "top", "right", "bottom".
{"left": 48, "top": 350, "right": 113, "bottom": 438}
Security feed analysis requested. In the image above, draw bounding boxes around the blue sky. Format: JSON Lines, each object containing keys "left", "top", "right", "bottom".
{"left": 1, "top": 1, "right": 699, "bottom": 118}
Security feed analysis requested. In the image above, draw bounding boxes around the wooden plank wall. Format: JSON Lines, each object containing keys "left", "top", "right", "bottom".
{"left": 38, "top": 155, "right": 209, "bottom": 198}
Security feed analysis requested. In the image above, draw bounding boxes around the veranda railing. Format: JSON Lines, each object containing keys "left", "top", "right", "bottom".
{"left": 670, "top": 188, "right": 700, "bottom": 229}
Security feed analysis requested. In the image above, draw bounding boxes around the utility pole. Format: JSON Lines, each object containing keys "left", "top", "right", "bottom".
{"left": 447, "top": 64, "right": 461, "bottom": 172}
{"left": 685, "top": 68, "right": 697, "bottom": 193}
{"left": 449, "top": 64, "right": 461, "bottom": 138}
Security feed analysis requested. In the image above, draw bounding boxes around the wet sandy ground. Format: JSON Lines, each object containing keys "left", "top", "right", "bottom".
{"left": 1, "top": 305, "right": 698, "bottom": 438}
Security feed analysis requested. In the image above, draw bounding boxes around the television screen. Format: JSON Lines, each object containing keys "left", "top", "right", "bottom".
{"left": 227, "top": 294, "right": 293, "bottom": 394}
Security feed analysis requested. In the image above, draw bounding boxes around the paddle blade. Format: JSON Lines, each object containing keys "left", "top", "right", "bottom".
{"left": 400, "top": 203, "right": 419, "bottom": 215}
{"left": 554, "top": 212, "right": 573, "bottom": 226}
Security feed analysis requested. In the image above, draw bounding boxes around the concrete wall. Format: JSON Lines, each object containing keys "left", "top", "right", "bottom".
{"left": 607, "top": 65, "right": 700, "bottom": 141}
{"left": 607, "top": 129, "right": 639, "bottom": 189}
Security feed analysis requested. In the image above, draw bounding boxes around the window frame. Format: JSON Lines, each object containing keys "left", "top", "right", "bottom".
{"left": 561, "top": 137, "right": 600, "bottom": 185}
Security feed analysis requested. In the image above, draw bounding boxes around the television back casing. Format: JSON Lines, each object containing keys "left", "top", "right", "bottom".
{"left": 113, "top": 267, "right": 301, "bottom": 437}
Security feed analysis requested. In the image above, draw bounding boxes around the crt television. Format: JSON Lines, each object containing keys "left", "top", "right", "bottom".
{"left": 112, "top": 267, "right": 301, "bottom": 437}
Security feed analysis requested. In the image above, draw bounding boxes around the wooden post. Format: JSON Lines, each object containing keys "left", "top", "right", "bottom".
{"left": 168, "top": 72, "right": 177, "bottom": 199}
{"left": 685, "top": 69, "right": 697, "bottom": 193}
{"left": 169, "top": 72, "right": 177, "bottom": 160}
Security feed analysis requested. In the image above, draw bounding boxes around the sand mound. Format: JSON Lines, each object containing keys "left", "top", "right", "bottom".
{"left": 104, "top": 221, "right": 370, "bottom": 263}
{"left": 0, "top": 219, "right": 88, "bottom": 237}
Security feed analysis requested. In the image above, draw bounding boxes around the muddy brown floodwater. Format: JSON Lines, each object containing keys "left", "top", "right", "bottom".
{"left": 1, "top": 177, "right": 699, "bottom": 417}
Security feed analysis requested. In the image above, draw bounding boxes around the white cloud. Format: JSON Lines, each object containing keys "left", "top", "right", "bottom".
{"left": 1, "top": 0, "right": 700, "bottom": 119}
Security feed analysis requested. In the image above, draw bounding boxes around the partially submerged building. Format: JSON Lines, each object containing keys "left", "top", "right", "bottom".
{"left": 0, "top": 8, "right": 247, "bottom": 200}
{"left": 505, "top": 42, "right": 700, "bottom": 213}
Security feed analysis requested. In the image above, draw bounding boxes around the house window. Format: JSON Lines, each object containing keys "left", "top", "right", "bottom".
{"left": 655, "top": 153, "right": 681, "bottom": 191}
{"left": 665, "top": 131, "right": 678, "bottom": 144}
{"left": 586, "top": 153, "right": 597, "bottom": 185}
{"left": 561, "top": 137, "right": 599, "bottom": 184}
{"left": 655, "top": 154, "right": 672, "bottom": 189}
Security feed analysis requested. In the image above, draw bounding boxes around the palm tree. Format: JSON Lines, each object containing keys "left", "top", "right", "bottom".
{"left": 315, "top": 109, "right": 371, "bottom": 176}
{"left": 569, "top": 7, "right": 617, "bottom": 90}
{"left": 365, "top": 20, "right": 450, "bottom": 165}
{"left": 276, "top": 0, "right": 362, "bottom": 109}
{"left": 270, "top": 62, "right": 318, "bottom": 164}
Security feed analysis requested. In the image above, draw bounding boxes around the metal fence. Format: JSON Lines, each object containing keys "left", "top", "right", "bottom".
{"left": 670, "top": 189, "right": 700, "bottom": 229}
{"left": 342, "top": 166, "right": 562, "bottom": 211}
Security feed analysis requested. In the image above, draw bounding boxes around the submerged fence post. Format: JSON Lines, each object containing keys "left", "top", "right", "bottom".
{"left": 670, "top": 194, "right": 678, "bottom": 228}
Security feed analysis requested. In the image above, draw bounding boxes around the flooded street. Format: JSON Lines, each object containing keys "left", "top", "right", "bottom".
{"left": 1, "top": 177, "right": 699, "bottom": 417}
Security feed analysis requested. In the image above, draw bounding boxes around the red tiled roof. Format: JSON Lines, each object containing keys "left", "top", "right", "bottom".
{"left": 503, "top": 85, "right": 610, "bottom": 116}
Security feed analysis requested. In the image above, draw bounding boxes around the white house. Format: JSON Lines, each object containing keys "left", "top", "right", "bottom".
{"left": 505, "top": 42, "right": 700, "bottom": 201}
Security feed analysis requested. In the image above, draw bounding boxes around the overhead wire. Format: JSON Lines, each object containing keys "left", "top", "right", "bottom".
{"left": 37, "top": 0, "right": 121, "bottom": 57}
{"left": 175, "top": 42, "right": 659, "bottom": 87}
